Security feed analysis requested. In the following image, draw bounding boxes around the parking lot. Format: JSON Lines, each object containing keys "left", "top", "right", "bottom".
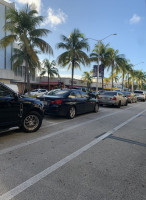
{"left": 0, "top": 102, "right": 146, "bottom": 200}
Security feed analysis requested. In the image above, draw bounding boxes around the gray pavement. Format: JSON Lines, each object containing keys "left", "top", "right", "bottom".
{"left": 0, "top": 102, "right": 146, "bottom": 200}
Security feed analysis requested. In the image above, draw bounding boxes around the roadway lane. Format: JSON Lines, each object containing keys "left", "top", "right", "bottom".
{"left": 0, "top": 102, "right": 146, "bottom": 200}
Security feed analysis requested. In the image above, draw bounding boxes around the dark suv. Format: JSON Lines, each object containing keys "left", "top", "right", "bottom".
{"left": 0, "top": 82, "right": 44, "bottom": 133}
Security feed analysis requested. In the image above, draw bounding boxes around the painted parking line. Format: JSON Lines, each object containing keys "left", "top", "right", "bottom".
{"left": 0, "top": 107, "right": 132, "bottom": 155}
{"left": 0, "top": 109, "right": 145, "bottom": 200}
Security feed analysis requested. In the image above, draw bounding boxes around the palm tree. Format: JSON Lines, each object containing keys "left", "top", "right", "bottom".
{"left": 109, "top": 73, "right": 119, "bottom": 88}
{"left": 106, "top": 48, "right": 125, "bottom": 88}
{"left": 134, "top": 70, "right": 146, "bottom": 90}
{"left": 104, "top": 77, "right": 110, "bottom": 88}
{"left": 56, "top": 28, "right": 90, "bottom": 88}
{"left": 82, "top": 71, "right": 93, "bottom": 90}
{"left": 90, "top": 42, "right": 110, "bottom": 89}
{"left": 0, "top": 4, "right": 53, "bottom": 93}
{"left": 11, "top": 48, "right": 41, "bottom": 92}
{"left": 40, "top": 59, "right": 59, "bottom": 91}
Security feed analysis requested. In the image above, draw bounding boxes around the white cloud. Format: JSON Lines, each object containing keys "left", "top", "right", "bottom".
{"left": 129, "top": 14, "right": 141, "bottom": 24}
{"left": 42, "top": 8, "right": 67, "bottom": 27}
{"left": 16, "top": 0, "right": 41, "bottom": 13}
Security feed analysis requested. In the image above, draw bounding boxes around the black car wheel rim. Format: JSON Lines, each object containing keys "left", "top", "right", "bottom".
{"left": 24, "top": 115, "right": 39, "bottom": 131}
{"left": 70, "top": 107, "right": 75, "bottom": 118}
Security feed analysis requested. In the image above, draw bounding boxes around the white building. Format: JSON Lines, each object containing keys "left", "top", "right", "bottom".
{"left": 0, "top": 0, "right": 36, "bottom": 93}
{"left": 0, "top": 0, "right": 15, "bottom": 84}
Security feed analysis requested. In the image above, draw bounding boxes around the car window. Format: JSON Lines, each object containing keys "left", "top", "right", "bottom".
{"left": 134, "top": 91, "right": 143, "bottom": 94}
{"left": 0, "top": 85, "right": 14, "bottom": 97}
{"left": 82, "top": 88, "right": 87, "bottom": 92}
{"left": 40, "top": 89, "right": 46, "bottom": 92}
{"left": 32, "top": 89, "right": 38, "bottom": 92}
{"left": 69, "top": 91, "right": 82, "bottom": 98}
{"left": 46, "top": 89, "right": 68, "bottom": 97}
{"left": 80, "top": 91, "right": 89, "bottom": 98}
{"left": 103, "top": 92, "right": 117, "bottom": 96}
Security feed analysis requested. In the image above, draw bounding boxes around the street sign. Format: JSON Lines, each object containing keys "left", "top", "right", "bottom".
{"left": 93, "top": 65, "right": 98, "bottom": 77}
{"left": 93, "top": 65, "right": 104, "bottom": 78}
{"left": 99, "top": 64, "right": 104, "bottom": 78}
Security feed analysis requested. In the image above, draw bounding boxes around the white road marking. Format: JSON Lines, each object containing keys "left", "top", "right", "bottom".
{"left": 42, "top": 110, "right": 106, "bottom": 128}
{"left": 0, "top": 107, "right": 132, "bottom": 155}
{"left": 0, "top": 109, "right": 145, "bottom": 200}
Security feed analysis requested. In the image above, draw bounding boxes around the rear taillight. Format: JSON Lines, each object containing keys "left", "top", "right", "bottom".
{"left": 50, "top": 100, "right": 63, "bottom": 105}
{"left": 97, "top": 96, "right": 101, "bottom": 99}
{"left": 112, "top": 97, "right": 117, "bottom": 100}
{"left": 127, "top": 95, "right": 131, "bottom": 97}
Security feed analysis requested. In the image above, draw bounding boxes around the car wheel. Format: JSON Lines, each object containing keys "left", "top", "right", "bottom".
{"left": 67, "top": 106, "right": 76, "bottom": 119}
{"left": 125, "top": 100, "right": 128, "bottom": 106}
{"left": 117, "top": 101, "right": 121, "bottom": 108}
{"left": 22, "top": 111, "right": 42, "bottom": 133}
{"left": 94, "top": 103, "right": 99, "bottom": 112}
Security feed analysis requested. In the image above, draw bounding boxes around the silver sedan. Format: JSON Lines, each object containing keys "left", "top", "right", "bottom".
{"left": 97, "top": 91, "right": 128, "bottom": 108}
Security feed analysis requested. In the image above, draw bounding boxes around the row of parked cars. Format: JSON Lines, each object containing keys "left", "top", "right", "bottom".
{"left": 0, "top": 82, "right": 145, "bottom": 133}
{"left": 97, "top": 90, "right": 146, "bottom": 108}
{"left": 0, "top": 83, "right": 99, "bottom": 133}
{"left": 97, "top": 90, "right": 146, "bottom": 107}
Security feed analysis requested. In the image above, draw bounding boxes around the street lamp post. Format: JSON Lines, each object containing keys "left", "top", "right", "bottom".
{"left": 87, "top": 33, "right": 117, "bottom": 93}
{"left": 131, "top": 62, "right": 144, "bottom": 92}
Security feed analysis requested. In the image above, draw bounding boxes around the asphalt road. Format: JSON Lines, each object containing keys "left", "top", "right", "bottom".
{"left": 0, "top": 102, "right": 146, "bottom": 200}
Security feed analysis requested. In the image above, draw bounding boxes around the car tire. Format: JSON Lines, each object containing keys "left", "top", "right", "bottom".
{"left": 66, "top": 106, "right": 76, "bottom": 119}
{"left": 94, "top": 103, "right": 99, "bottom": 113}
{"left": 125, "top": 100, "right": 128, "bottom": 106}
{"left": 117, "top": 101, "right": 121, "bottom": 108}
{"left": 21, "top": 111, "right": 42, "bottom": 133}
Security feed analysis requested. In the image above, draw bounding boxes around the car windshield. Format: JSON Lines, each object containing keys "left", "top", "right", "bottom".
{"left": 103, "top": 92, "right": 117, "bottom": 96}
{"left": 134, "top": 91, "right": 143, "bottom": 94}
{"left": 122, "top": 92, "right": 130, "bottom": 95}
{"left": 31, "top": 89, "right": 38, "bottom": 92}
{"left": 40, "top": 89, "right": 46, "bottom": 92}
{"left": 46, "top": 90, "right": 69, "bottom": 96}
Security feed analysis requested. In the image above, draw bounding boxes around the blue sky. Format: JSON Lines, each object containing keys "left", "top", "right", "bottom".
{"left": 8, "top": 0, "right": 146, "bottom": 79}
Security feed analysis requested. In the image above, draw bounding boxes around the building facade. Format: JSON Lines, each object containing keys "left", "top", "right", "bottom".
{"left": 0, "top": 0, "right": 14, "bottom": 84}
{"left": 0, "top": 0, "right": 37, "bottom": 93}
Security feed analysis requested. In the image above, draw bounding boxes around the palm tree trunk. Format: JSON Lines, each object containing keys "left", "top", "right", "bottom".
{"left": 24, "top": 50, "right": 30, "bottom": 94}
{"left": 127, "top": 73, "right": 129, "bottom": 91}
{"left": 71, "top": 61, "right": 74, "bottom": 88}
{"left": 48, "top": 70, "right": 50, "bottom": 91}
{"left": 122, "top": 73, "right": 124, "bottom": 89}
{"left": 112, "top": 64, "right": 114, "bottom": 88}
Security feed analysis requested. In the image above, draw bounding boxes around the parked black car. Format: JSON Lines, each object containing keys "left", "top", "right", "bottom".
{"left": 0, "top": 82, "right": 44, "bottom": 132}
{"left": 37, "top": 89, "right": 99, "bottom": 119}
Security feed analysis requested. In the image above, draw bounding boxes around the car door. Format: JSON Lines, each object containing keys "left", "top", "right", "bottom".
{"left": 0, "top": 84, "right": 20, "bottom": 127}
{"left": 68, "top": 90, "right": 83, "bottom": 114}
{"left": 80, "top": 91, "right": 93, "bottom": 112}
